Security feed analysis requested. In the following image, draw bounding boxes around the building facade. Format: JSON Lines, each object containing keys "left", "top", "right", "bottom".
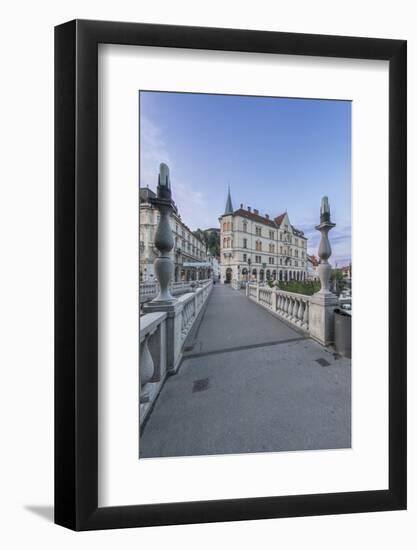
{"left": 140, "top": 187, "right": 210, "bottom": 282}
{"left": 219, "top": 189, "right": 308, "bottom": 284}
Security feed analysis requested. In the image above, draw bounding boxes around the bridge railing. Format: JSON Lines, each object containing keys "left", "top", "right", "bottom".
{"left": 140, "top": 279, "right": 213, "bottom": 427}
{"left": 139, "top": 311, "right": 168, "bottom": 415}
{"left": 140, "top": 278, "right": 212, "bottom": 303}
{"left": 247, "top": 283, "right": 311, "bottom": 333}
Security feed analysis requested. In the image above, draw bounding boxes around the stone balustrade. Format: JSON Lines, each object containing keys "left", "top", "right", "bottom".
{"left": 140, "top": 279, "right": 212, "bottom": 304}
{"left": 139, "top": 311, "right": 168, "bottom": 425}
{"left": 247, "top": 283, "right": 311, "bottom": 333}
{"left": 140, "top": 279, "right": 213, "bottom": 427}
{"left": 231, "top": 279, "right": 245, "bottom": 290}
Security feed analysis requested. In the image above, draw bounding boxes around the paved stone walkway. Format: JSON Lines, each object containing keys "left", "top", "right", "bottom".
{"left": 140, "top": 284, "right": 351, "bottom": 458}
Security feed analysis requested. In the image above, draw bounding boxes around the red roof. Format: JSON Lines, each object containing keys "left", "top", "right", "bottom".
{"left": 226, "top": 208, "right": 304, "bottom": 236}
{"left": 274, "top": 213, "right": 286, "bottom": 226}
{"left": 308, "top": 255, "right": 319, "bottom": 266}
{"left": 233, "top": 208, "right": 277, "bottom": 228}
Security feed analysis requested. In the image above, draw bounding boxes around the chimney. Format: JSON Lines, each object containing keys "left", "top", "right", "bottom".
{"left": 265, "top": 214, "right": 269, "bottom": 219}
{"left": 254, "top": 208, "right": 259, "bottom": 215}
{"left": 240, "top": 203, "right": 243, "bottom": 209}
{"left": 248, "top": 206, "right": 251, "bottom": 212}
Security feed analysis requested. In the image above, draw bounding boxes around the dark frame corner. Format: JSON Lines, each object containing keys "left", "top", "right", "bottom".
{"left": 55, "top": 19, "right": 406, "bottom": 531}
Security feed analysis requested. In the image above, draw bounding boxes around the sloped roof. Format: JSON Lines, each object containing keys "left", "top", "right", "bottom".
{"left": 274, "top": 212, "right": 286, "bottom": 226}
{"left": 224, "top": 188, "right": 233, "bottom": 214}
{"left": 233, "top": 208, "right": 277, "bottom": 228}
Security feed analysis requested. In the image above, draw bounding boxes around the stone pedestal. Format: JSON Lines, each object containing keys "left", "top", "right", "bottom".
{"left": 142, "top": 300, "right": 184, "bottom": 374}
{"left": 309, "top": 291, "right": 339, "bottom": 346}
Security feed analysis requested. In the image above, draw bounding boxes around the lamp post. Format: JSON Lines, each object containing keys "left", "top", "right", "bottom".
{"left": 148, "top": 163, "right": 176, "bottom": 304}
{"left": 309, "top": 196, "right": 338, "bottom": 346}
{"left": 316, "top": 196, "right": 336, "bottom": 294}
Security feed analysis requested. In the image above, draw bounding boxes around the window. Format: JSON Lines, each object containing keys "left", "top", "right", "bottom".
{"left": 269, "top": 243, "right": 275, "bottom": 253}
{"left": 243, "top": 253, "right": 247, "bottom": 262}
{"left": 280, "top": 232, "right": 282, "bottom": 241}
{"left": 269, "top": 257, "right": 274, "bottom": 265}
{"left": 280, "top": 258, "right": 283, "bottom": 265}
{"left": 295, "top": 260, "right": 298, "bottom": 267}
{"left": 243, "top": 238, "right": 247, "bottom": 249}
{"left": 295, "top": 238, "right": 298, "bottom": 246}
{"left": 243, "top": 221, "right": 247, "bottom": 232}
{"left": 280, "top": 246, "right": 283, "bottom": 254}
{"left": 223, "top": 222, "right": 227, "bottom": 231}
{"left": 255, "top": 240, "right": 262, "bottom": 251}
{"left": 295, "top": 249, "right": 298, "bottom": 258}
{"left": 255, "top": 255, "right": 262, "bottom": 264}
{"left": 255, "top": 226, "right": 262, "bottom": 236}
{"left": 269, "top": 230, "right": 274, "bottom": 240}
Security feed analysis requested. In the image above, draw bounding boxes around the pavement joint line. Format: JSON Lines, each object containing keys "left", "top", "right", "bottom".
{"left": 182, "top": 336, "right": 307, "bottom": 360}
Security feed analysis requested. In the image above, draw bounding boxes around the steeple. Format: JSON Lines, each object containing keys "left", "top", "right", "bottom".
{"left": 224, "top": 185, "right": 233, "bottom": 215}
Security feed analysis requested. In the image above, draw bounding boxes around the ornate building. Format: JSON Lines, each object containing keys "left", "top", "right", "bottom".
{"left": 140, "top": 186, "right": 210, "bottom": 282}
{"left": 219, "top": 189, "right": 308, "bottom": 283}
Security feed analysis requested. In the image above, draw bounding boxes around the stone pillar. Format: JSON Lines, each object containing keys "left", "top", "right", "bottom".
{"left": 309, "top": 196, "right": 339, "bottom": 346}
{"left": 143, "top": 300, "right": 184, "bottom": 374}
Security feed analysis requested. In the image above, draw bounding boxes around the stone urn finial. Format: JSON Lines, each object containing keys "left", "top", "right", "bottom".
{"left": 148, "top": 163, "right": 176, "bottom": 304}
{"left": 316, "top": 196, "right": 336, "bottom": 294}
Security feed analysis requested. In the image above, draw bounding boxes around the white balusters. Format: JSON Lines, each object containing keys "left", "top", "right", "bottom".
{"left": 139, "top": 333, "right": 154, "bottom": 403}
{"left": 247, "top": 283, "right": 311, "bottom": 333}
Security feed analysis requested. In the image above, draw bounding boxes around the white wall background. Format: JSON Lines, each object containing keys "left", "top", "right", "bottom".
{"left": 0, "top": 0, "right": 415, "bottom": 548}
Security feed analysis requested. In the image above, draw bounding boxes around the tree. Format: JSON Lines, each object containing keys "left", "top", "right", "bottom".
{"left": 207, "top": 230, "right": 220, "bottom": 257}
{"left": 193, "top": 228, "right": 220, "bottom": 257}
{"left": 330, "top": 269, "right": 347, "bottom": 294}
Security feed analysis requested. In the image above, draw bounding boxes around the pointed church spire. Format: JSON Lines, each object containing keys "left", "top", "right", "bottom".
{"left": 224, "top": 185, "right": 233, "bottom": 215}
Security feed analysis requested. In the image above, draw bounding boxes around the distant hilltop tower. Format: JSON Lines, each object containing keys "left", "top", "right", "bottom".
{"left": 224, "top": 186, "right": 233, "bottom": 214}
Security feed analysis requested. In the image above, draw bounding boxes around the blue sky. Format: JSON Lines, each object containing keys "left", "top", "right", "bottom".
{"left": 140, "top": 91, "right": 351, "bottom": 266}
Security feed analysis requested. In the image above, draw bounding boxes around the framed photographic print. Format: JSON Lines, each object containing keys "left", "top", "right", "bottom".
{"left": 55, "top": 20, "right": 406, "bottom": 530}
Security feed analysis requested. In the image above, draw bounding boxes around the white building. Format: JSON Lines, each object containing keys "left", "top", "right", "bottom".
{"left": 219, "top": 189, "right": 308, "bottom": 284}
{"left": 208, "top": 254, "right": 220, "bottom": 280}
{"left": 140, "top": 187, "right": 210, "bottom": 282}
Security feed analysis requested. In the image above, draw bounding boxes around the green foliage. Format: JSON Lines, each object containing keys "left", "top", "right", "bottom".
{"left": 207, "top": 230, "right": 220, "bottom": 257}
{"left": 331, "top": 269, "right": 348, "bottom": 293}
{"left": 193, "top": 228, "right": 220, "bottom": 257}
{"left": 276, "top": 279, "right": 321, "bottom": 296}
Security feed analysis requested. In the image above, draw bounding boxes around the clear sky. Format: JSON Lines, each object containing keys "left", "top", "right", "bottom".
{"left": 140, "top": 91, "right": 351, "bottom": 266}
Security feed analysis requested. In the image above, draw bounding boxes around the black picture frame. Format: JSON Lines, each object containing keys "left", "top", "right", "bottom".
{"left": 55, "top": 19, "right": 407, "bottom": 531}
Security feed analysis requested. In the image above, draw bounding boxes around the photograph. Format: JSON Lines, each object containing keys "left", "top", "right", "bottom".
{"left": 138, "top": 91, "right": 352, "bottom": 459}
